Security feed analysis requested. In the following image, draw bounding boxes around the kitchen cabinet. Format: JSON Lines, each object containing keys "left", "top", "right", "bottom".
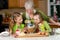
{"left": 8, "top": 0, "right": 26, "bottom": 8}
{"left": 8, "top": 0, "right": 47, "bottom": 14}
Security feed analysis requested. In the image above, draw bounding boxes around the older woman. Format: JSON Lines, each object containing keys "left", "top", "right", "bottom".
{"left": 23, "top": 0, "right": 60, "bottom": 26}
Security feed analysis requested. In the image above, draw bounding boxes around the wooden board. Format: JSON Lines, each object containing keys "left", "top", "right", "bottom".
{"left": 16, "top": 32, "right": 49, "bottom": 38}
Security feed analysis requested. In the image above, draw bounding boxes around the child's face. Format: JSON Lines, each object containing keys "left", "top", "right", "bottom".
{"left": 15, "top": 15, "right": 23, "bottom": 24}
{"left": 33, "top": 15, "right": 41, "bottom": 24}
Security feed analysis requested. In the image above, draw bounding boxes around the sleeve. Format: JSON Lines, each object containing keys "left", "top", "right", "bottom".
{"left": 20, "top": 24, "right": 25, "bottom": 30}
{"left": 43, "top": 21, "right": 52, "bottom": 32}
{"left": 40, "top": 24, "right": 45, "bottom": 32}
{"left": 12, "top": 24, "right": 18, "bottom": 33}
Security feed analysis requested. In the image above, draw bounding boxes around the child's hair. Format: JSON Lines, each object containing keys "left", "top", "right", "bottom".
{"left": 34, "top": 12, "right": 43, "bottom": 20}
{"left": 13, "top": 12, "right": 22, "bottom": 23}
{"left": 9, "top": 12, "right": 23, "bottom": 34}
{"left": 13, "top": 12, "right": 21, "bottom": 17}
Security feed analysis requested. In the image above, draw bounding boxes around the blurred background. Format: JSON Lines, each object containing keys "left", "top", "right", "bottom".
{"left": 0, "top": 0, "right": 60, "bottom": 33}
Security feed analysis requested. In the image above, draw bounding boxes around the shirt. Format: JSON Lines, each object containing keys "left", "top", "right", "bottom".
{"left": 39, "top": 21, "right": 52, "bottom": 32}
{"left": 12, "top": 24, "right": 24, "bottom": 33}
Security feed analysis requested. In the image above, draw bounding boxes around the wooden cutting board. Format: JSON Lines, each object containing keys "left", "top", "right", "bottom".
{"left": 16, "top": 32, "right": 49, "bottom": 38}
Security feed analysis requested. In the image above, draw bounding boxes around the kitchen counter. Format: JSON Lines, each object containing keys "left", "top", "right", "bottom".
{"left": 0, "top": 35, "right": 60, "bottom": 40}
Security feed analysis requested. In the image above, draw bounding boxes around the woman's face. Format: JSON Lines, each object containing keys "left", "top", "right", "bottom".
{"left": 33, "top": 15, "right": 40, "bottom": 24}
{"left": 15, "top": 15, "right": 23, "bottom": 24}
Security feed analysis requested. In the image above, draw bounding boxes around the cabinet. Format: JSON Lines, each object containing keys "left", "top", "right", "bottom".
{"left": 33, "top": 0, "right": 39, "bottom": 8}
{"left": 8, "top": 0, "right": 18, "bottom": 8}
{"left": 8, "top": 0, "right": 39, "bottom": 8}
{"left": 19, "top": 0, "right": 26, "bottom": 7}
{"left": 8, "top": 0, "right": 48, "bottom": 15}
{"left": 38, "top": 0, "right": 48, "bottom": 15}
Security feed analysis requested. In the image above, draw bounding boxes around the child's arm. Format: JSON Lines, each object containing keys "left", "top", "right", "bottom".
{"left": 43, "top": 21, "right": 52, "bottom": 32}
{"left": 39, "top": 24, "right": 45, "bottom": 32}
{"left": 9, "top": 18, "right": 14, "bottom": 34}
{"left": 12, "top": 24, "right": 18, "bottom": 33}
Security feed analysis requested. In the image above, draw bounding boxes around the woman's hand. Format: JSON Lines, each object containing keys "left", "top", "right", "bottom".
{"left": 22, "top": 27, "right": 29, "bottom": 34}
{"left": 49, "top": 18, "right": 60, "bottom": 26}
{"left": 56, "top": 22, "right": 60, "bottom": 26}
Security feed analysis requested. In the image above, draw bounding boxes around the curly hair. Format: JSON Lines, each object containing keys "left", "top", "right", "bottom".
{"left": 9, "top": 12, "right": 23, "bottom": 34}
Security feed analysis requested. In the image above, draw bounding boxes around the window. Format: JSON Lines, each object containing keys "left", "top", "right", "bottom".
{"left": 48, "top": 0, "right": 60, "bottom": 20}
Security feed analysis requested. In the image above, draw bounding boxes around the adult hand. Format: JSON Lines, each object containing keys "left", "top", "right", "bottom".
{"left": 56, "top": 22, "right": 60, "bottom": 26}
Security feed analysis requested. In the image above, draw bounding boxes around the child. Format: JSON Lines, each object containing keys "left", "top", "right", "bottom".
{"left": 33, "top": 13, "right": 52, "bottom": 34}
{"left": 9, "top": 12, "right": 25, "bottom": 37}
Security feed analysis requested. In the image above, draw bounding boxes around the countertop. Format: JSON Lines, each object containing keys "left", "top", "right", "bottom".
{"left": 0, "top": 35, "right": 60, "bottom": 40}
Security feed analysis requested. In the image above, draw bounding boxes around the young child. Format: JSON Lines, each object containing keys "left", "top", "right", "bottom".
{"left": 9, "top": 12, "right": 25, "bottom": 37}
{"left": 33, "top": 13, "right": 52, "bottom": 34}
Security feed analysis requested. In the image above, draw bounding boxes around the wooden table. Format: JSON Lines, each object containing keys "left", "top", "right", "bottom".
{"left": 50, "top": 23, "right": 60, "bottom": 28}
{"left": 16, "top": 32, "right": 49, "bottom": 38}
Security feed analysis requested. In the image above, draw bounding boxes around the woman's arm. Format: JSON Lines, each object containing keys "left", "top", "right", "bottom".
{"left": 49, "top": 18, "right": 60, "bottom": 26}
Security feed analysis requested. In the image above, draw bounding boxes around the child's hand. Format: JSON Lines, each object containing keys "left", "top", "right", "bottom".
{"left": 37, "top": 32, "right": 49, "bottom": 35}
{"left": 22, "top": 27, "right": 28, "bottom": 34}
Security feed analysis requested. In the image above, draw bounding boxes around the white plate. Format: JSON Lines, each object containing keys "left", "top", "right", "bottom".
{"left": 55, "top": 28, "right": 60, "bottom": 33}
{"left": 0, "top": 31, "right": 9, "bottom": 37}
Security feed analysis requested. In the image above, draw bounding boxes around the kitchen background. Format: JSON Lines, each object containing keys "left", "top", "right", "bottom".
{"left": 0, "top": 0, "right": 60, "bottom": 33}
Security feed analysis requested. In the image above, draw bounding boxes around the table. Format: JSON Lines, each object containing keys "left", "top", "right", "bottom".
{"left": 0, "top": 35, "right": 60, "bottom": 40}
